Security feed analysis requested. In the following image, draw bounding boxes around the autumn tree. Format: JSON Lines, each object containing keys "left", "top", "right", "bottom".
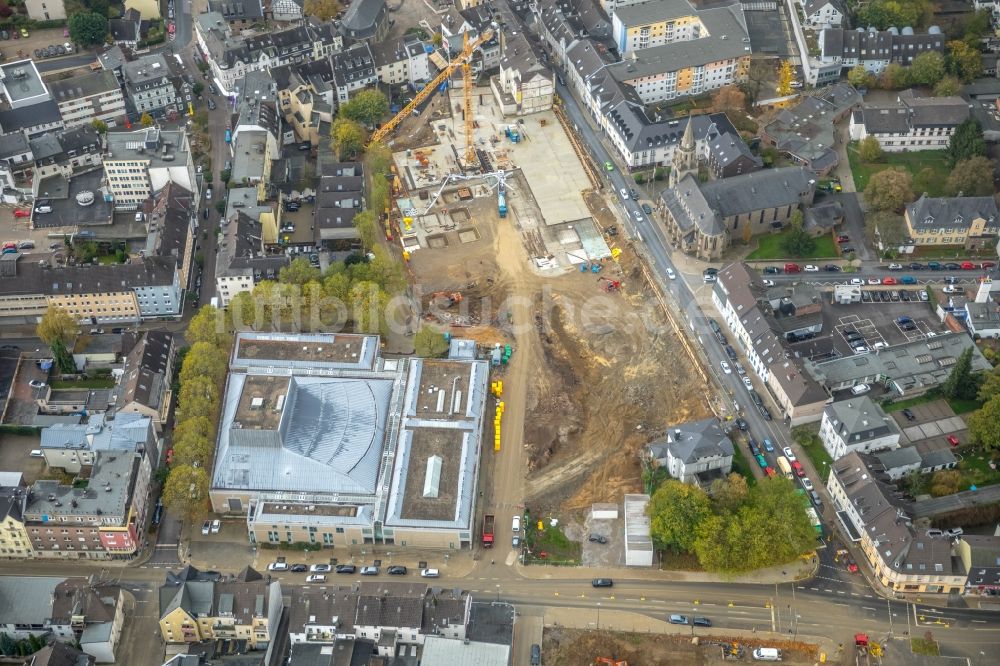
{"left": 776, "top": 59, "right": 794, "bottom": 96}
{"left": 864, "top": 167, "right": 913, "bottom": 212}
{"left": 339, "top": 90, "right": 389, "bottom": 127}
{"left": 303, "top": 0, "right": 341, "bottom": 21}
{"left": 352, "top": 209, "right": 379, "bottom": 250}
{"left": 36, "top": 306, "right": 78, "bottom": 347}
{"left": 710, "top": 85, "right": 746, "bottom": 113}
{"left": 947, "top": 40, "right": 982, "bottom": 82}
{"left": 178, "top": 375, "right": 221, "bottom": 420}
{"left": 740, "top": 59, "right": 773, "bottom": 107}
{"left": 977, "top": 366, "right": 1000, "bottom": 402}
{"left": 909, "top": 51, "right": 946, "bottom": 87}
{"left": 968, "top": 396, "right": 1000, "bottom": 452}
{"left": 858, "top": 136, "right": 884, "bottom": 163}
{"left": 161, "top": 465, "right": 210, "bottom": 522}
{"left": 946, "top": 156, "right": 995, "bottom": 197}
{"left": 933, "top": 76, "right": 962, "bottom": 97}
{"left": 414, "top": 326, "right": 449, "bottom": 358}
{"left": 880, "top": 62, "right": 911, "bottom": 90}
{"left": 91, "top": 119, "right": 108, "bottom": 134}
{"left": 140, "top": 112, "right": 154, "bottom": 127}
{"left": 186, "top": 305, "right": 230, "bottom": 348}
{"left": 866, "top": 211, "right": 908, "bottom": 251}
{"left": 279, "top": 258, "right": 321, "bottom": 285}
{"left": 647, "top": 480, "right": 713, "bottom": 553}
{"left": 709, "top": 473, "right": 749, "bottom": 512}
{"left": 331, "top": 118, "right": 366, "bottom": 160}
{"left": 847, "top": 65, "right": 873, "bottom": 89}
{"left": 929, "top": 470, "right": 963, "bottom": 497}
{"left": 179, "top": 342, "right": 228, "bottom": 386}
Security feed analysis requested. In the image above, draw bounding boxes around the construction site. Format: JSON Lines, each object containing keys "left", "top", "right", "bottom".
{"left": 378, "top": 41, "right": 709, "bottom": 515}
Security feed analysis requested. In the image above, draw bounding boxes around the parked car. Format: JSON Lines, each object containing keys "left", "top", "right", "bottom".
{"left": 947, "top": 434, "right": 960, "bottom": 447}
{"left": 420, "top": 568, "right": 440, "bottom": 577}
{"left": 836, "top": 235, "right": 850, "bottom": 243}
{"left": 360, "top": 566, "right": 379, "bottom": 576}
{"left": 735, "top": 418, "right": 748, "bottom": 431}
{"left": 28, "top": 379, "right": 45, "bottom": 389}
{"left": 310, "top": 564, "right": 332, "bottom": 573}
{"left": 901, "top": 408, "right": 916, "bottom": 422}
{"left": 909, "top": 262, "right": 924, "bottom": 270}
{"left": 720, "top": 360, "right": 732, "bottom": 374}
{"left": 591, "top": 578, "right": 613, "bottom": 587}
{"left": 588, "top": 534, "right": 608, "bottom": 544}
{"left": 763, "top": 266, "right": 782, "bottom": 274}
{"left": 927, "top": 261, "right": 942, "bottom": 270}
{"left": 851, "top": 383, "right": 870, "bottom": 395}
{"left": 784, "top": 263, "right": 801, "bottom": 273}
{"left": 305, "top": 574, "right": 327, "bottom": 583}
{"left": 290, "top": 564, "right": 308, "bottom": 572}
{"left": 867, "top": 277, "right": 881, "bottom": 285}
{"left": 334, "top": 564, "right": 356, "bottom": 574}
{"left": 801, "top": 477, "right": 814, "bottom": 491}
{"left": 961, "top": 261, "right": 975, "bottom": 270}
{"left": 387, "top": 566, "right": 408, "bottom": 575}
{"left": 783, "top": 447, "right": 796, "bottom": 461}
{"left": 201, "top": 521, "right": 211, "bottom": 535}
{"left": 210, "top": 519, "right": 221, "bottom": 534}
{"left": 944, "top": 262, "right": 961, "bottom": 270}
{"left": 888, "top": 263, "right": 902, "bottom": 271}
{"left": 823, "top": 264, "right": 841, "bottom": 272}
{"left": 804, "top": 264, "right": 819, "bottom": 272}
{"left": 267, "top": 561, "right": 289, "bottom": 571}
{"left": 669, "top": 615, "right": 689, "bottom": 625}
{"left": 762, "top": 279, "right": 775, "bottom": 287}
{"left": 883, "top": 277, "right": 897, "bottom": 285}
{"left": 742, "top": 376, "right": 753, "bottom": 390}
{"left": 762, "top": 438, "right": 774, "bottom": 453}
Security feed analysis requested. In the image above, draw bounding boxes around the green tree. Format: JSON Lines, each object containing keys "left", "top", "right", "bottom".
{"left": 913, "top": 166, "right": 937, "bottom": 194}
{"left": 186, "top": 305, "right": 230, "bottom": 348}
{"left": 692, "top": 513, "right": 745, "bottom": 572}
{"left": 963, "top": 9, "right": 993, "bottom": 43}
{"left": 414, "top": 326, "right": 449, "bottom": 358}
{"left": 946, "top": 156, "right": 995, "bottom": 197}
{"left": 350, "top": 280, "right": 389, "bottom": 334}
{"left": 279, "top": 257, "right": 321, "bottom": 285}
{"left": 977, "top": 366, "right": 1000, "bottom": 402}
{"left": 947, "top": 40, "right": 982, "bottom": 82}
{"left": 68, "top": 12, "right": 109, "bottom": 46}
{"left": 228, "top": 291, "right": 258, "bottom": 330}
{"left": 0, "top": 632, "right": 15, "bottom": 656}
{"left": 365, "top": 142, "right": 393, "bottom": 177}
{"left": 866, "top": 211, "right": 908, "bottom": 251}
{"left": 192, "top": 81, "right": 204, "bottom": 97}
{"left": 932, "top": 75, "right": 962, "bottom": 97}
{"left": 864, "top": 167, "right": 913, "bottom": 212}
{"left": 36, "top": 305, "right": 78, "bottom": 346}
{"left": 331, "top": 117, "right": 366, "bottom": 160}
{"left": 941, "top": 347, "right": 978, "bottom": 400}
{"left": 779, "top": 211, "right": 816, "bottom": 257}
{"left": 847, "top": 65, "right": 873, "bottom": 89}
{"left": 646, "top": 480, "right": 713, "bottom": 553}
{"left": 948, "top": 118, "right": 987, "bottom": 166}
{"left": 909, "top": 51, "right": 946, "bottom": 87}
{"left": 178, "top": 375, "right": 221, "bottom": 420}
{"left": 858, "top": 136, "right": 884, "bottom": 163}
{"left": 161, "top": 464, "right": 209, "bottom": 522}
{"left": 172, "top": 430, "right": 215, "bottom": 469}
{"left": 90, "top": 119, "right": 108, "bottom": 134}
{"left": 967, "top": 395, "right": 1000, "bottom": 451}
{"left": 174, "top": 416, "right": 216, "bottom": 449}
{"left": 339, "top": 89, "right": 390, "bottom": 126}
{"left": 708, "top": 472, "right": 749, "bottom": 512}
{"left": 880, "top": 62, "right": 910, "bottom": 90}
{"left": 352, "top": 209, "right": 379, "bottom": 250}
{"left": 179, "top": 342, "right": 228, "bottom": 386}
{"left": 856, "top": 0, "right": 925, "bottom": 30}
{"left": 304, "top": 0, "right": 341, "bottom": 19}
{"left": 51, "top": 339, "right": 75, "bottom": 374}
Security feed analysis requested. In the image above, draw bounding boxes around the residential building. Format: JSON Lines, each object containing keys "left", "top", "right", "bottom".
{"left": 113, "top": 330, "right": 175, "bottom": 432}
{"left": 340, "top": 0, "right": 390, "bottom": 42}
{"left": 145, "top": 181, "right": 198, "bottom": 292}
{"left": 819, "top": 27, "right": 945, "bottom": 75}
{"left": 849, "top": 92, "right": 969, "bottom": 152}
{"left": 806, "top": 332, "right": 992, "bottom": 397}
{"left": 272, "top": 0, "right": 304, "bottom": 22}
{"left": 49, "top": 71, "right": 127, "bottom": 130}
{"left": 214, "top": 189, "right": 285, "bottom": 306}
{"left": 272, "top": 58, "right": 338, "bottom": 145}
{"left": 959, "top": 535, "right": 1000, "bottom": 597}
{"left": 210, "top": 333, "right": 490, "bottom": 551}
{"left": 875, "top": 447, "right": 922, "bottom": 480}
{"left": 315, "top": 171, "right": 363, "bottom": 245}
{"left": 122, "top": 54, "right": 182, "bottom": 119}
{"left": 0, "top": 100, "right": 64, "bottom": 140}
{"left": 0, "top": 254, "right": 181, "bottom": 324}
{"left": 104, "top": 128, "right": 195, "bottom": 211}
{"left": 965, "top": 301, "right": 1000, "bottom": 338}
{"left": 30, "top": 644, "right": 96, "bottom": 665}
{"left": 207, "top": 0, "right": 263, "bottom": 26}
{"left": 24, "top": 450, "right": 150, "bottom": 559}
{"left": 31, "top": 168, "right": 113, "bottom": 229}
{"left": 372, "top": 34, "right": 431, "bottom": 86}
{"left": 801, "top": 0, "right": 845, "bottom": 29}
{"left": 768, "top": 356, "right": 832, "bottom": 425}
{"left": 903, "top": 195, "right": 1000, "bottom": 249}
{"left": 109, "top": 13, "right": 141, "bottom": 50}
{"left": 659, "top": 166, "right": 815, "bottom": 259}
{"left": 158, "top": 566, "right": 282, "bottom": 650}
{"left": 331, "top": 42, "right": 378, "bottom": 105}
{"left": 0, "top": 60, "right": 50, "bottom": 109}
{"left": 645, "top": 417, "right": 733, "bottom": 485}
{"left": 30, "top": 125, "right": 104, "bottom": 181}
{"left": 704, "top": 130, "right": 762, "bottom": 179}
{"left": 819, "top": 397, "right": 901, "bottom": 460}
{"left": 0, "top": 486, "right": 32, "bottom": 559}
{"left": 0, "top": 132, "right": 34, "bottom": 200}
{"left": 493, "top": 31, "right": 554, "bottom": 116}
{"left": 761, "top": 83, "right": 861, "bottom": 174}
{"left": 25, "top": 0, "right": 67, "bottom": 20}
{"left": 40, "top": 412, "right": 157, "bottom": 475}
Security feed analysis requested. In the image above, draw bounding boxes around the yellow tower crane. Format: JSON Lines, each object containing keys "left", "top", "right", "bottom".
{"left": 462, "top": 32, "right": 476, "bottom": 167}
{"left": 368, "top": 28, "right": 494, "bottom": 148}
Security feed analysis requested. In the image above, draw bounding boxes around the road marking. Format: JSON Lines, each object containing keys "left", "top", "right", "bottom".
{"left": 810, "top": 587, "right": 819, "bottom": 591}
{"left": 850, "top": 593, "right": 859, "bottom": 597}
{"left": 836, "top": 591, "right": 845, "bottom": 595}
{"left": 824, "top": 589, "right": 833, "bottom": 593}
{"left": 862, "top": 607, "right": 878, "bottom": 612}
{"left": 834, "top": 603, "right": 849, "bottom": 607}
{"left": 972, "top": 620, "right": 987, "bottom": 624}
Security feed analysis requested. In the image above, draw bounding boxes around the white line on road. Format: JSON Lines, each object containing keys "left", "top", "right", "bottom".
{"left": 971, "top": 620, "right": 988, "bottom": 624}
{"left": 834, "top": 603, "right": 850, "bottom": 607}
{"left": 824, "top": 589, "right": 833, "bottom": 592}
{"left": 862, "top": 607, "right": 878, "bottom": 612}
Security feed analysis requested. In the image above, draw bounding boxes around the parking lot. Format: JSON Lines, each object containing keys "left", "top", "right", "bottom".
{"left": 0, "top": 434, "right": 45, "bottom": 483}
{"left": 563, "top": 512, "right": 625, "bottom": 568}
{"left": 826, "top": 295, "right": 945, "bottom": 358}
{"left": 889, "top": 399, "right": 969, "bottom": 457}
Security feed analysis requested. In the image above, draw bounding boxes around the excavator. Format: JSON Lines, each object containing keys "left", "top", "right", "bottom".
{"left": 429, "top": 291, "right": 463, "bottom": 307}
{"left": 598, "top": 277, "right": 622, "bottom": 293}
{"left": 595, "top": 659, "right": 627, "bottom": 666}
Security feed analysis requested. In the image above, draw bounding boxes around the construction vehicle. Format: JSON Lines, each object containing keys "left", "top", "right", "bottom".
{"left": 855, "top": 633, "right": 883, "bottom": 664}
{"left": 505, "top": 126, "right": 520, "bottom": 143}
{"left": 595, "top": 659, "right": 627, "bottom": 666}
{"left": 497, "top": 180, "right": 507, "bottom": 218}
{"left": 482, "top": 514, "right": 495, "bottom": 548}
{"left": 717, "top": 643, "right": 745, "bottom": 660}
{"left": 430, "top": 291, "right": 462, "bottom": 307}
{"left": 422, "top": 170, "right": 510, "bottom": 217}
{"left": 598, "top": 277, "right": 621, "bottom": 292}
{"left": 369, "top": 28, "right": 494, "bottom": 146}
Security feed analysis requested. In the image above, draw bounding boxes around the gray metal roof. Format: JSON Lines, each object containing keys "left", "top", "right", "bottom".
{"left": 906, "top": 195, "right": 1000, "bottom": 233}
{"left": 0, "top": 576, "right": 63, "bottom": 625}
{"left": 41, "top": 413, "right": 152, "bottom": 453}
{"left": 824, "top": 397, "right": 900, "bottom": 443}
{"left": 649, "top": 417, "right": 733, "bottom": 464}
{"left": 420, "top": 636, "right": 510, "bottom": 666}
{"left": 613, "top": 0, "right": 701, "bottom": 25}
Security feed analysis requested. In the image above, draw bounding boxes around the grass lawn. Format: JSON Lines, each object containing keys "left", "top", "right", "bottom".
{"left": 847, "top": 144, "right": 950, "bottom": 195}
{"left": 947, "top": 397, "right": 982, "bottom": 415}
{"left": 958, "top": 453, "right": 1000, "bottom": 489}
{"left": 910, "top": 637, "right": 941, "bottom": 657}
{"left": 659, "top": 550, "right": 703, "bottom": 571}
{"left": 51, "top": 378, "right": 116, "bottom": 389}
{"left": 731, "top": 440, "right": 757, "bottom": 487}
{"left": 882, "top": 393, "right": 937, "bottom": 413}
{"left": 745, "top": 229, "right": 838, "bottom": 261}
{"left": 527, "top": 523, "right": 581, "bottom": 564}
{"left": 793, "top": 425, "right": 833, "bottom": 481}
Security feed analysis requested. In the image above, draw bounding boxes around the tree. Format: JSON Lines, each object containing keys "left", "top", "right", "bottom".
{"left": 857, "top": 0, "right": 924, "bottom": 30}
{"left": 173, "top": 431, "right": 215, "bottom": 469}
{"left": 740, "top": 59, "right": 772, "bottom": 107}
{"left": 646, "top": 480, "right": 713, "bottom": 553}
{"left": 414, "top": 326, "right": 449, "bottom": 358}
{"left": 941, "top": 347, "right": 978, "bottom": 400}
{"left": 932, "top": 75, "right": 962, "bottom": 98}
{"left": 69, "top": 12, "right": 109, "bottom": 46}
{"left": 51, "top": 339, "right": 75, "bottom": 374}
{"left": 692, "top": 513, "right": 746, "bottom": 572}
{"left": 350, "top": 280, "right": 389, "bottom": 334}
{"left": 913, "top": 166, "right": 937, "bottom": 195}
{"left": 332, "top": 118, "right": 366, "bottom": 160}
{"left": 864, "top": 167, "right": 913, "bottom": 212}
{"left": 847, "top": 65, "right": 873, "bottom": 89}
{"left": 780, "top": 211, "right": 816, "bottom": 257}
{"left": 776, "top": 59, "right": 794, "bottom": 96}
{"left": 178, "top": 375, "right": 221, "bottom": 420}
{"left": 228, "top": 291, "right": 259, "bottom": 330}
{"left": 929, "top": 470, "right": 964, "bottom": 497}
{"left": 880, "top": 62, "right": 911, "bottom": 90}
{"left": 304, "top": 0, "right": 342, "bottom": 21}
{"left": 710, "top": 85, "right": 745, "bottom": 113}
{"left": 179, "top": 343, "right": 229, "bottom": 385}
{"left": 968, "top": 395, "right": 1000, "bottom": 452}
{"left": 339, "top": 90, "right": 390, "bottom": 127}
{"left": 192, "top": 81, "right": 204, "bottom": 97}
{"left": 947, "top": 40, "right": 982, "bottom": 82}
{"left": 279, "top": 258, "right": 321, "bottom": 285}
{"left": 708, "top": 473, "right": 749, "bottom": 512}
{"left": 140, "top": 112, "right": 154, "bottom": 128}
{"left": 858, "top": 136, "right": 884, "bottom": 163}
{"left": 909, "top": 51, "right": 946, "bottom": 87}
{"left": 187, "top": 306, "right": 230, "bottom": 348}
{"left": 866, "top": 211, "right": 908, "bottom": 251}
{"left": 352, "top": 209, "right": 379, "bottom": 250}
{"left": 36, "top": 305, "right": 78, "bottom": 347}
{"left": 161, "top": 464, "right": 209, "bottom": 522}
{"left": 946, "top": 156, "right": 995, "bottom": 197}
{"left": 90, "top": 119, "right": 108, "bottom": 134}
{"left": 978, "top": 366, "right": 1000, "bottom": 403}
{"left": 174, "top": 416, "right": 216, "bottom": 448}
{"left": 948, "top": 118, "right": 986, "bottom": 166}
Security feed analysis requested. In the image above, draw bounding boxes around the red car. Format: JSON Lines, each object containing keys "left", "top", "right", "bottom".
{"left": 982, "top": 262, "right": 996, "bottom": 269}
{"left": 165, "top": 448, "right": 174, "bottom": 464}
{"left": 882, "top": 277, "right": 898, "bottom": 285}
{"left": 961, "top": 261, "right": 975, "bottom": 270}
{"left": 847, "top": 562, "right": 859, "bottom": 574}
{"left": 12, "top": 208, "right": 30, "bottom": 218}
{"left": 837, "top": 235, "right": 850, "bottom": 243}
{"left": 784, "top": 263, "right": 801, "bottom": 273}
{"left": 764, "top": 466, "right": 777, "bottom": 477}
{"left": 791, "top": 461, "right": 805, "bottom": 477}
{"left": 947, "top": 434, "right": 960, "bottom": 447}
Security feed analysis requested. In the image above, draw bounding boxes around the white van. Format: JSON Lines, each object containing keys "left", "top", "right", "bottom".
{"left": 752, "top": 648, "right": 782, "bottom": 661}
{"left": 512, "top": 515, "right": 521, "bottom": 533}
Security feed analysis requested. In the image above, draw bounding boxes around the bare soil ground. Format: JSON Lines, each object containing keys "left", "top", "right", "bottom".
{"left": 543, "top": 628, "right": 821, "bottom": 666}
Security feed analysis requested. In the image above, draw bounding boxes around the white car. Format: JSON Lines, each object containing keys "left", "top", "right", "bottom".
{"left": 801, "top": 477, "right": 814, "bottom": 492}
{"left": 804, "top": 265, "right": 819, "bottom": 272}
{"left": 305, "top": 574, "right": 327, "bottom": 583}
{"left": 853, "top": 345, "right": 870, "bottom": 355}
{"left": 267, "top": 562, "right": 289, "bottom": 572}
{"left": 851, "top": 383, "right": 870, "bottom": 395}
{"left": 666, "top": 267, "right": 676, "bottom": 280}
{"left": 867, "top": 277, "right": 881, "bottom": 285}
{"left": 201, "top": 521, "right": 211, "bottom": 535}
{"left": 849, "top": 278, "right": 864, "bottom": 286}
{"left": 782, "top": 447, "right": 796, "bottom": 462}
{"left": 210, "top": 519, "right": 221, "bottom": 534}
{"left": 720, "top": 361, "right": 732, "bottom": 374}
{"left": 309, "top": 564, "right": 332, "bottom": 573}
{"left": 888, "top": 263, "right": 903, "bottom": 271}
{"left": 943, "top": 285, "right": 959, "bottom": 294}
{"left": 762, "top": 279, "right": 775, "bottom": 287}
{"left": 742, "top": 376, "right": 753, "bottom": 390}
{"left": 420, "top": 568, "right": 440, "bottom": 578}
{"left": 619, "top": 188, "right": 629, "bottom": 199}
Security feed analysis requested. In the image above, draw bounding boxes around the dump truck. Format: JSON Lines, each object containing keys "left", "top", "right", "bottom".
{"left": 482, "top": 514, "right": 495, "bottom": 548}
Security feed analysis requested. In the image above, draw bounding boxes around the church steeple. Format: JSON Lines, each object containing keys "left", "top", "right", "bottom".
{"left": 669, "top": 113, "right": 699, "bottom": 188}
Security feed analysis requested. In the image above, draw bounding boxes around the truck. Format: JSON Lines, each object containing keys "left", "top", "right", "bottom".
{"left": 482, "top": 514, "right": 495, "bottom": 548}
{"left": 776, "top": 456, "right": 793, "bottom": 479}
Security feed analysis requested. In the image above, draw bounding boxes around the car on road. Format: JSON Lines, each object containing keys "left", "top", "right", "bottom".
{"left": 210, "top": 519, "right": 221, "bottom": 533}
{"left": 305, "top": 575, "right": 326, "bottom": 583}
{"left": 804, "top": 264, "right": 819, "bottom": 272}
{"left": 632, "top": 210, "right": 643, "bottom": 221}
{"left": 755, "top": 454, "right": 768, "bottom": 468}
{"left": 867, "top": 277, "right": 881, "bottom": 285}
{"left": 420, "top": 568, "right": 440, "bottom": 577}
{"left": 588, "top": 534, "right": 608, "bottom": 544}
{"left": 944, "top": 262, "right": 961, "bottom": 270}
{"left": 693, "top": 617, "right": 712, "bottom": 627}
{"left": 763, "top": 438, "right": 774, "bottom": 453}
{"left": 758, "top": 403, "right": 772, "bottom": 421}
{"left": 310, "top": 564, "right": 332, "bottom": 573}
{"left": 334, "top": 565, "right": 356, "bottom": 574}
{"left": 763, "top": 266, "right": 782, "bottom": 274}
{"left": 791, "top": 461, "right": 805, "bottom": 477}
{"left": 641, "top": 203, "right": 652, "bottom": 215}
{"left": 947, "top": 434, "right": 960, "bottom": 447}
{"left": 592, "top": 578, "right": 613, "bottom": 587}
{"left": 888, "top": 263, "right": 902, "bottom": 271}
{"left": 619, "top": 188, "right": 629, "bottom": 199}
{"left": 267, "top": 561, "right": 289, "bottom": 571}
{"left": 387, "top": 565, "right": 408, "bottom": 575}
{"left": 901, "top": 408, "right": 916, "bottom": 422}
{"left": 742, "top": 376, "right": 753, "bottom": 390}
{"left": 12, "top": 208, "right": 30, "bottom": 217}
{"left": 943, "top": 285, "right": 960, "bottom": 293}
{"left": 290, "top": 564, "right": 308, "bottom": 573}
{"left": 360, "top": 566, "right": 379, "bottom": 576}
{"left": 669, "top": 614, "right": 688, "bottom": 625}
{"left": 837, "top": 235, "right": 850, "bottom": 243}
{"left": 531, "top": 644, "right": 541, "bottom": 666}
{"left": 604, "top": 161, "right": 614, "bottom": 171}
{"left": 201, "top": 521, "right": 211, "bottom": 535}
{"left": 720, "top": 360, "right": 732, "bottom": 374}
{"left": 748, "top": 439, "right": 760, "bottom": 457}
{"left": 665, "top": 267, "right": 676, "bottom": 280}
{"left": 823, "top": 264, "right": 841, "bottom": 272}
{"left": 801, "top": 477, "right": 814, "bottom": 491}
{"left": 207, "top": 99, "right": 216, "bottom": 110}
{"left": 629, "top": 188, "right": 638, "bottom": 200}
{"left": 762, "top": 278, "right": 775, "bottom": 287}
{"left": 735, "top": 418, "right": 748, "bottom": 431}
{"left": 783, "top": 447, "right": 796, "bottom": 461}
{"left": 909, "top": 262, "right": 924, "bottom": 270}
{"left": 849, "top": 278, "right": 864, "bottom": 286}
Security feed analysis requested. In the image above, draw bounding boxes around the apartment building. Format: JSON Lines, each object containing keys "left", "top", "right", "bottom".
{"left": 49, "top": 71, "right": 127, "bottom": 129}
{"left": 645, "top": 417, "right": 733, "bottom": 485}
{"left": 25, "top": 0, "right": 67, "bottom": 20}
{"left": 104, "top": 128, "right": 195, "bottom": 211}
{"left": 761, "top": 83, "right": 861, "bottom": 174}
{"left": 903, "top": 195, "right": 1000, "bottom": 249}
{"left": 340, "top": 0, "right": 390, "bottom": 42}
{"left": 819, "top": 26, "right": 945, "bottom": 75}
{"left": 0, "top": 486, "right": 32, "bottom": 559}
{"left": 0, "top": 133, "right": 34, "bottom": 200}
{"left": 819, "top": 397, "right": 901, "bottom": 460}
{"left": 0, "top": 59, "right": 49, "bottom": 109}
{"left": 372, "top": 34, "right": 431, "bottom": 86}
{"left": 801, "top": 0, "right": 845, "bottom": 29}
{"left": 849, "top": 92, "right": 969, "bottom": 152}
{"left": 273, "top": 59, "right": 336, "bottom": 145}
{"left": 113, "top": 330, "right": 175, "bottom": 432}
{"left": 123, "top": 54, "right": 182, "bottom": 118}
{"left": 145, "top": 181, "right": 197, "bottom": 292}
{"left": 214, "top": 189, "right": 285, "bottom": 307}
{"left": 40, "top": 413, "right": 156, "bottom": 475}
{"left": 493, "top": 31, "right": 554, "bottom": 116}
{"left": 331, "top": 42, "right": 378, "bottom": 105}
{"left": 30, "top": 125, "right": 104, "bottom": 181}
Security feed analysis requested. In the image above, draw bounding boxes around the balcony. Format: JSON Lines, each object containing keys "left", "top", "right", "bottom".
{"left": 212, "top": 624, "right": 238, "bottom": 638}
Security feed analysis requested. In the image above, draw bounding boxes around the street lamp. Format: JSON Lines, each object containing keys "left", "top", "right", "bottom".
{"left": 597, "top": 602, "right": 601, "bottom": 631}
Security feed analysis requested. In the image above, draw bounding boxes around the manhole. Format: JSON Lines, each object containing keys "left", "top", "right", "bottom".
{"left": 458, "top": 229, "right": 480, "bottom": 244}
